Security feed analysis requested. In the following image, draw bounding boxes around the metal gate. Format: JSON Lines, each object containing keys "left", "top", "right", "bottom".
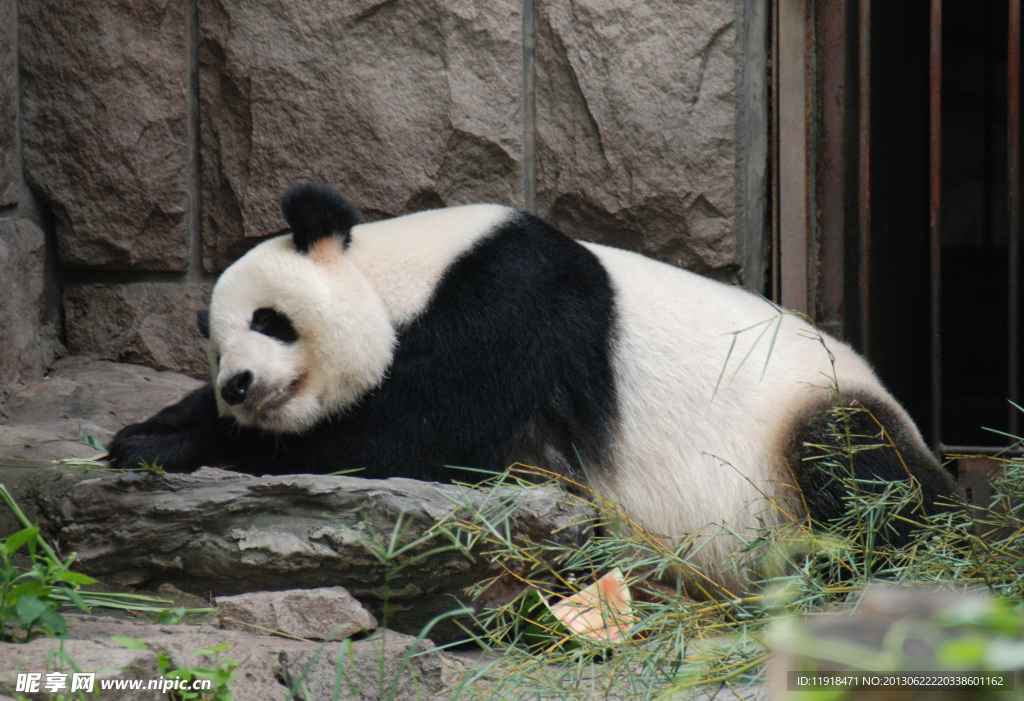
{"left": 773, "top": 0, "right": 1023, "bottom": 459}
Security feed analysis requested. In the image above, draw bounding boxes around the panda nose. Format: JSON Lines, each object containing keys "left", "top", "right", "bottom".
{"left": 221, "top": 371, "right": 253, "bottom": 405}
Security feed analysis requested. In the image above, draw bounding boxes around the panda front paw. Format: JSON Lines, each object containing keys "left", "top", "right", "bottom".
{"left": 107, "top": 384, "right": 223, "bottom": 473}
{"left": 107, "top": 426, "right": 202, "bottom": 473}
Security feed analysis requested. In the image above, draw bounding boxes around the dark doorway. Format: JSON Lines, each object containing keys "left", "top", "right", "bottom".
{"left": 864, "top": 1, "right": 933, "bottom": 446}
{"left": 940, "top": 0, "right": 1013, "bottom": 448}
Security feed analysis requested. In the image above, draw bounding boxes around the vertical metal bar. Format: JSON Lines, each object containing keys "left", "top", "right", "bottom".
{"left": 929, "top": 0, "right": 943, "bottom": 452}
{"left": 983, "top": 5, "right": 995, "bottom": 249}
{"left": 857, "top": 0, "right": 871, "bottom": 357}
{"left": 771, "top": 0, "right": 782, "bottom": 304}
{"left": 741, "top": 0, "right": 770, "bottom": 296}
{"left": 186, "top": 0, "right": 201, "bottom": 278}
{"left": 816, "top": 0, "right": 853, "bottom": 336}
{"left": 522, "top": 0, "right": 537, "bottom": 215}
{"left": 779, "top": 0, "right": 810, "bottom": 314}
{"left": 1009, "top": 0, "right": 1021, "bottom": 438}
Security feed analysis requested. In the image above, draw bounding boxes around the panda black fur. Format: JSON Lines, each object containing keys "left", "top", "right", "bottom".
{"left": 109, "top": 183, "right": 956, "bottom": 586}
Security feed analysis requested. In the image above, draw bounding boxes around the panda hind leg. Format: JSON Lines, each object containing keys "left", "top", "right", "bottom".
{"left": 786, "top": 392, "right": 958, "bottom": 549}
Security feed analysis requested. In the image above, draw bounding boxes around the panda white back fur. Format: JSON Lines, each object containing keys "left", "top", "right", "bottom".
{"left": 110, "top": 183, "right": 956, "bottom": 588}
{"left": 579, "top": 243, "right": 916, "bottom": 575}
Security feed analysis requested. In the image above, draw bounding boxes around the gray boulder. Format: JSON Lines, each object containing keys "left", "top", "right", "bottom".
{"left": 30, "top": 467, "right": 593, "bottom": 642}
{"left": 216, "top": 587, "right": 378, "bottom": 641}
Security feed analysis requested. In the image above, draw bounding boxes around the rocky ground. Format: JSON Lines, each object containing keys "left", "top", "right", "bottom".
{"left": 0, "top": 611, "right": 470, "bottom": 700}
{"left": 0, "top": 356, "right": 203, "bottom": 462}
{"left": 0, "top": 358, "right": 580, "bottom": 700}
{"left": 0, "top": 359, "right": 452, "bottom": 700}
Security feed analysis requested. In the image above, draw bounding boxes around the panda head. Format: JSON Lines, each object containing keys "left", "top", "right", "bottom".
{"left": 202, "top": 183, "right": 397, "bottom": 433}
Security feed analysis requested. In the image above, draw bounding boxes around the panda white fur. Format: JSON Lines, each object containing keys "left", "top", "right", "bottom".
{"left": 109, "top": 183, "right": 956, "bottom": 587}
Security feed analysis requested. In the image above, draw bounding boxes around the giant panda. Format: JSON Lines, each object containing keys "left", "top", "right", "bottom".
{"left": 109, "top": 183, "right": 956, "bottom": 587}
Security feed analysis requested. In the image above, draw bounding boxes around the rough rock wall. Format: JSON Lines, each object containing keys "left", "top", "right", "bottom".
{"left": 7, "top": 0, "right": 749, "bottom": 381}
{"left": 536, "top": 0, "right": 740, "bottom": 278}
{"left": 0, "top": 220, "right": 62, "bottom": 393}
{"left": 20, "top": 0, "right": 190, "bottom": 271}
{"left": 62, "top": 283, "right": 213, "bottom": 378}
{"left": 0, "top": 0, "right": 64, "bottom": 396}
{"left": 199, "top": 0, "right": 526, "bottom": 271}
{"left": 15, "top": 0, "right": 202, "bottom": 382}
{"left": 0, "top": 0, "right": 16, "bottom": 207}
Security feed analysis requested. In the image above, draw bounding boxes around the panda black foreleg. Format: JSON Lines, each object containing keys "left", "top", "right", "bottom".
{"left": 788, "top": 393, "right": 958, "bottom": 549}
{"left": 108, "top": 384, "right": 240, "bottom": 473}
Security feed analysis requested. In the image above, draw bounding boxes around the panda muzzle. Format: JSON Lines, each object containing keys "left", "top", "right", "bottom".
{"left": 246, "top": 373, "right": 307, "bottom": 416}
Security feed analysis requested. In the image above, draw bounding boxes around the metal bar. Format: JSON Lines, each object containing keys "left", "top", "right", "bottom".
{"left": 1009, "top": 0, "right": 1021, "bottom": 438}
{"left": 522, "top": 0, "right": 537, "bottom": 215}
{"left": 742, "top": 0, "right": 771, "bottom": 296}
{"left": 771, "top": 0, "right": 782, "bottom": 303}
{"left": 778, "top": 0, "right": 810, "bottom": 314}
{"left": 186, "top": 0, "right": 201, "bottom": 277}
{"left": 929, "top": 0, "right": 942, "bottom": 453}
{"left": 816, "top": 0, "right": 852, "bottom": 336}
{"left": 857, "top": 0, "right": 871, "bottom": 356}
{"left": 984, "top": 5, "right": 995, "bottom": 249}
{"left": 942, "top": 444, "right": 1024, "bottom": 456}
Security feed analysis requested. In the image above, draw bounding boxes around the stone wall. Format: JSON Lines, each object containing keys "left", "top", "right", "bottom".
{"left": 1, "top": 0, "right": 764, "bottom": 386}
{"left": 0, "top": 0, "right": 63, "bottom": 396}
{"left": 0, "top": 219, "right": 62, "bottom": 392}
{"left": 198, "top": 0, "right": 527, "bottom": 271}
{"left": 535, "top": 0, "right": 741, "bottom": 276}
{"left": 0, "top": 0, "right": 16, "bottom": 208}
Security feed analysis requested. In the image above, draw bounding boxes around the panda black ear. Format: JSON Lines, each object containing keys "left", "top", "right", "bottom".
{"left": 196, "top": 310, "right": 210, "bottom": 339}
{"left": 281, "top": 183, "right": 362, "bottom": 253}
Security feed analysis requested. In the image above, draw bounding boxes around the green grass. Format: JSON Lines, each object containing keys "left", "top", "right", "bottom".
{"left": 429, "top": 315, "right": 1024, "bottom": 699}
{"left": 434, "top": 421, "right": 1024, "bottom": 700}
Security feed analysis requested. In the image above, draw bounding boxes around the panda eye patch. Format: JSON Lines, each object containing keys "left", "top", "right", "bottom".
{"left": 250, "top": 308, "right": 298, "bottom": 343}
